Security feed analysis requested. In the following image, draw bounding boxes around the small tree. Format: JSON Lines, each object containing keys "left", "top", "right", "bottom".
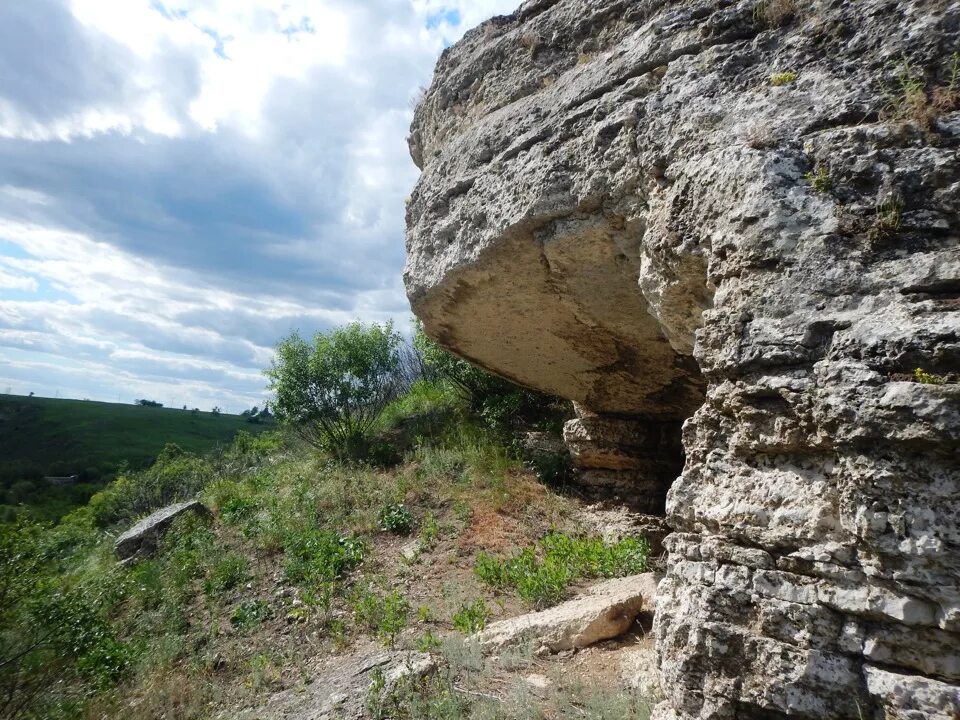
{"left": 266, "top": 322, "right": 410, "bottom": 459}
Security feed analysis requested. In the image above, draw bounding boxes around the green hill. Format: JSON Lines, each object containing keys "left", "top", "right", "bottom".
{"left": 0, "top": 394, "right": 273, "bottom": 520}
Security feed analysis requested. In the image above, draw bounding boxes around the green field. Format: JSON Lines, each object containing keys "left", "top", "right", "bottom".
{"left": 0, "top": 394, "right": 273, "bottom": 520}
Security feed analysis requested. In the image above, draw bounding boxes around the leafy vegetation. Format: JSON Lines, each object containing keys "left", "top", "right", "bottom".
{"left": 452, "top": 598, "right": 491, "bottom": 634}
{"left": 0, "top": 320, "right": 657, "bottom": 718}
{"left": 475, "top": 533, "right": 650, "bottom": 607}
{"left": 0, "top": 394, "right": 272, "bottom": 521}
{"left": 914, "top": 367, "right": 947, "bottom": 385}
{"left": 414, "top": 320, "right": 569, "bottom": 437}
{"left": 266, "top": 321, "right": 415, "bottom": 461}
{"left": 378, "top": 502, "right": 414, "bottom": 534}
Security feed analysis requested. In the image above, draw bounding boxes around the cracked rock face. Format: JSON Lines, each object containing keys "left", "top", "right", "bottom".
{"left": 404, "top": 0, "right": 960, "bottom": 718}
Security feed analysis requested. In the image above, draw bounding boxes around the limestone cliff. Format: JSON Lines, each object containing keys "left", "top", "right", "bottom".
{"left": 404, "top": 0, "right": 960, "bottom": 718}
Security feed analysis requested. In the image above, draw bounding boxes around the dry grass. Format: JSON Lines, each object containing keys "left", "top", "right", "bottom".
{"left": 754, "top": 0, "right": 797, "bottom": 27}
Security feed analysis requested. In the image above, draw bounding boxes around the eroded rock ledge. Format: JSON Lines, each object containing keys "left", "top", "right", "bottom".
{"left": 404, "top": 0, "right": 960, "bottom": 718}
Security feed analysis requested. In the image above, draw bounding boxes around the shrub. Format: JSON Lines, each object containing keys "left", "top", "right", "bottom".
{"left": 753, "top": 0, "right": 796, "bottom": 27}
{"left": 414, "top": 320, "right": 568, "bottom": 435}
{"left": 378, "top": 503, "right": 414, "bottom": 534}
{"left": 266, "top": 322, "right": 415, "bottom": 461}
{"left": 452, "top": 599, "right": 491, "bottom": 634}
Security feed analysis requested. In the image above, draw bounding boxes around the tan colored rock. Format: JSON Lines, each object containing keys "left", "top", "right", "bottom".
{"left": 406, "top": 0, "right": 960, "bottom": 717}
{"left": 474, "top": 573, "right": 658, "bottom": 654}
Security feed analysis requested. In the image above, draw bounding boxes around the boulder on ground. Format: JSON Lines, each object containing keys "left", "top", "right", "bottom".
{"left": 474, "top": 573, "right": 658, "bottom": 654}
{"left": 114, "top": 500, "right": 208, "bottom": 561}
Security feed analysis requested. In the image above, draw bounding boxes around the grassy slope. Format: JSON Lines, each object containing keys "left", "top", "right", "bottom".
{"left": 2, "top": 400, "right": 652, "bottom": 719}
{"left": 0, "top": 394, "right": 270, "bottom": 475}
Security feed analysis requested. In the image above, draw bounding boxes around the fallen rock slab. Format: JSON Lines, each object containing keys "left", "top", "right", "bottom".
{"left": 243, "top": 651, "right": 434, "bottom": 720}
{"left": 114, "top": 500, "right": 207, "bottom": 561}
{"left": 474, "top": 573, "right": 658, "bottom": 654}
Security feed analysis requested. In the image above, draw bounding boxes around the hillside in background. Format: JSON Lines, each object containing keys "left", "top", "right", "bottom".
{"left": 0, "top": 394, "right": 272, "bottom": 520}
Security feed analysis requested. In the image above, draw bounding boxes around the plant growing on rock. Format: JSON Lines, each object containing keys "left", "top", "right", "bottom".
{"left": 805, "top": 166, "right": 832, "bottom": 192}
{"left": 770, "top": 70, "right": 797, "bottom": 86}
{"left": 867, "top": 196, "right": 904, "bottom": 242}
{"left": 753, "top": 0, "right": 796, "bottom": 27}
{"left": 913, "top": 367, "right": 946, "bottom": 385}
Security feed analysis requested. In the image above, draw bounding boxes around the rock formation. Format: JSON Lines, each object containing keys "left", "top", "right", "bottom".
{"left": 473, "top": 572, "right": 659, "bottom": 653}
{"left": 405, "top": 0, "right": 960, "bottom": 717}
{"left": 114, "top": 500, "right": 208, "bottom": 561}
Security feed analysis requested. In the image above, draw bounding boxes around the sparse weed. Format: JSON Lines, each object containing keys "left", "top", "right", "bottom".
{"left": 932, "top": 52, "right": 960, "bottom": 111}
{"left": 868, "top": 196, "right": 904, "bottom": 242}
{"left": 352, "top": 587, "right": 410, "bottom": 645}
{"left": 204, "top": 553, "right": 249, "bottom": 597}
{"left": 419, "top": 511, "right": 440, "bottom": 548}
{"left": 882, "top": 54, "right": 930, "bottom": 127}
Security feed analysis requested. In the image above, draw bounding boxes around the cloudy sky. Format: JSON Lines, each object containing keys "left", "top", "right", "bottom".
{"left": 0, "top": 0, "right": 517, "bottom": 413}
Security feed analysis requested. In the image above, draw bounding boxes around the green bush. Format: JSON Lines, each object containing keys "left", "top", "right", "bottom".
{"left": 452, "top": 598, "right": 491, "bottom": 634}
{"left": 475, "top": 533, "right": 649, "bottom": 608}
{"left": 88, "top": 444, "right": 212, "bottom": 527}
{"left": 414, "top": 320, "right": 569, "bottom": 435}
{"left": 266, "top": 322, "right": 414, "bottom": 461}
{"left": 230, "top": 600, "right": 273, "bottom": 630}
{"left": 378, "top": 503, "right": 414, "bottom": 534}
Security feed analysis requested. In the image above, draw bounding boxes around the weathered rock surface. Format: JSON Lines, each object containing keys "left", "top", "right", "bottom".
{"left": 241, "top": 651, "right": 434, "bottom": 720}
{"left": 114, "top": 500, "right": 207, "bottom": 561}
{"left": 474, "top": 573, "right": 658, "bottom": 653}
{"left": 405, "top": 0, "right": 960, "bottom": 717}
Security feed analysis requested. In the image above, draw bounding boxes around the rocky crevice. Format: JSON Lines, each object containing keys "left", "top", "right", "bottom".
{"left": 405, "top": 0, "right": 960, "bottom": 717}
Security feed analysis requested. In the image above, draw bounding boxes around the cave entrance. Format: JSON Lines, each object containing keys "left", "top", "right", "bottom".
{"left": 563, "top": 413, "right": 687, "bottom": 516}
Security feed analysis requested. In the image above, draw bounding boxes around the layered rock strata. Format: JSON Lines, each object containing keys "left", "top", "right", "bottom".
{"left": 404, "top": 0, "right": 960, "bottom": 718}
{"left": 563, "top": 412, "right": 683, "bottom": 510}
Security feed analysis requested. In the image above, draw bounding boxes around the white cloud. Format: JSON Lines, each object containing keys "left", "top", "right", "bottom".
{"left": 0, "top": 266, "right": 38, "bottom": 292}
{"left": 0, "top": 0, "right": 520, "bottom": 410}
